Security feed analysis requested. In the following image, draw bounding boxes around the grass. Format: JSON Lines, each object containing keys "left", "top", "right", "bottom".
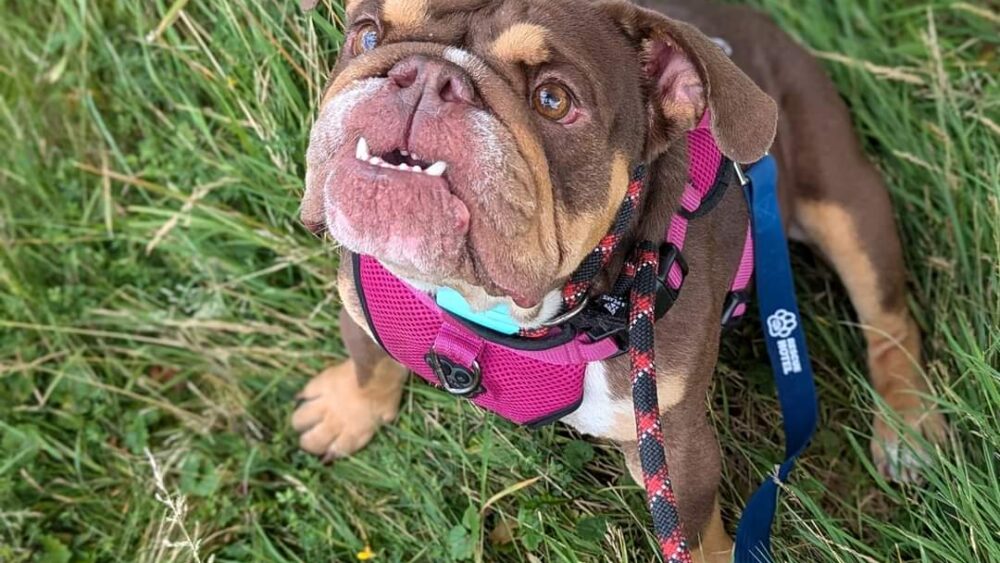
{"left": 0, "top": 0, "right": 996, "bottom": 561}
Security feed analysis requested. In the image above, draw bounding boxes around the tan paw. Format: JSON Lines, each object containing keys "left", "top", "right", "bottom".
{"left": 692, "top": 502, "right": 733, "bottom": 563}
{"left": 870, "top": 406, "right": 948, "bottom": 483}
{"left": 292, "top": 359, "right": 407, "bottom": 461}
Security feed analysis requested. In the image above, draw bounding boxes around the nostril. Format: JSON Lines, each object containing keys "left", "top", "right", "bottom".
{"left": 439, "top": 78, "right": 459, "bottom": 103}
{"left": 390, "top": 66, "right": 418, "bottom": 89}
{"left": 439, "top": 76, "right": 477, "bottom": 105}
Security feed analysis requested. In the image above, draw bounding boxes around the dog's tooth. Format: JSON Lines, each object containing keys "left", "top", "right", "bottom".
{"left": 398, "top": 164, "right": 410, "bottom": 172}
{"left": 425, "top": 161, "right": 447, "bottom": 177}
{"left": 411, "top": 164, "right": 423, "bottom": 173}
{"left": 356, "top": 137, "right": 370, "bottom": 161}
{"left": 369, "top": 157, "right": 381, "bottom": 166}
{"left": 400, "top": 150, "right": 409, "bottom": 157}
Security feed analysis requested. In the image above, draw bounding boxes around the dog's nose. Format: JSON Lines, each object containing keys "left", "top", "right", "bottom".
{"left": 389, "top": 56, "right": 479, "bottom": 107}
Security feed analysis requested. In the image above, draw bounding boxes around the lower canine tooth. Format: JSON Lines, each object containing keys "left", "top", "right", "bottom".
{"left": 425, "top": 161, "right": 447, "bottom": 177}
{"left": 356, "top": 137, "right": 370, "bottom": 160}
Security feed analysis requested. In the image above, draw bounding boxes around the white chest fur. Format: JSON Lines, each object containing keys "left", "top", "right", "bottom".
{"left": 560, "top": 362, "right": 637, "bottom": 441}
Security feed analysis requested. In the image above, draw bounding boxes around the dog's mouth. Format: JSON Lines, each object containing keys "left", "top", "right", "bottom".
{"left": 319, "top": 129, "right": 474, "bottom": 286}
{"left": 354, "top": 137, "right": 450, "bottom": 179}
{"left": 338, "top": 135, "right": 469, "bottom": 238}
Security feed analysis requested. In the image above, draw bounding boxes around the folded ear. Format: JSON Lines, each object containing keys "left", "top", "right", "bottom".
{"left": 596, "top": 1, "right": 777, "bottom": 163}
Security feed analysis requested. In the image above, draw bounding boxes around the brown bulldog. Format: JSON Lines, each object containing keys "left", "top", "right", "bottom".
{"left": 293, "top": 0, "right": 948, "bottom": 558}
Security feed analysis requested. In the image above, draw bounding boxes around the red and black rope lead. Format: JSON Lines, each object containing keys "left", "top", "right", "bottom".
{"left": 628, "top": 243, "right": 691, "bottom": 562}
{"left": 524, "top": 165, "right": 692, "bottom": 561}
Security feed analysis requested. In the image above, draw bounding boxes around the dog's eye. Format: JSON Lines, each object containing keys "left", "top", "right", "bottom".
{"left": 532, "top": 83, "right": 572, "bottom": 121}
{"left": 351, "top": 23, "right": 380, "bottom": 56}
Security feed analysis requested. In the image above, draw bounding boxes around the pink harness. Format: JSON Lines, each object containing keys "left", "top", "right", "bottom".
{"left": 352, "top": 116, "right": 755, "bottom": 426}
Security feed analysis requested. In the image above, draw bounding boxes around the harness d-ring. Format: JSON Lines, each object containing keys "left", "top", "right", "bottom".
{"left": 541, "top": 295, "right": 590, "bottom": 328}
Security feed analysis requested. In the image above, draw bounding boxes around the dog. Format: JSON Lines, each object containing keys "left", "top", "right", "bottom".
{"left": 293, "top": 0, "right": 948, "bottom": 558}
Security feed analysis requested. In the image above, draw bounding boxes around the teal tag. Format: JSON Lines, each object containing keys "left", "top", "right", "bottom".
{"left": 435, "top": 287, "right": 520, "bottom": 335}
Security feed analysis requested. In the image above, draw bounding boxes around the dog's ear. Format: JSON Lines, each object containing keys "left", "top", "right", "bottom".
{"left": 596, "top": 1, "right": 777, "bottom": 163}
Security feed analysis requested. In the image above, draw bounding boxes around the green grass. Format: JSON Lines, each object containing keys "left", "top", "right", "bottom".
{"left": 1, "top": 0, "right": 997, "bottom": 561}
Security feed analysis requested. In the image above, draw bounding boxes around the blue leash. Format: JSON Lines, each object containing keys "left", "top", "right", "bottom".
{"left": 733, "top": 155, "right": 819, "bottom": 562}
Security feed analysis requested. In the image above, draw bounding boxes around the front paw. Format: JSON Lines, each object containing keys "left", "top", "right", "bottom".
{"left": 292, "top": 360, "right": 405, "bottom": 461}
{"left": 870, "top": 407, "right": 948, "bottom": 483}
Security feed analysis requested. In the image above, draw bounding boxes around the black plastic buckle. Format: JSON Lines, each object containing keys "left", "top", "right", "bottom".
{"left": 570, "top": 244, "right": 687, "bottom": 350}
{"left": 425, "top": 352, "right": 484, "bottom": 398}
{"left": 655, "top": 243, "right": 688, "bottom": 319}
{"left": 580, "top": 295, "right": 630, "bottom": 343}
{"left": 721, "top": 290, "right": 752, "bottom": 329}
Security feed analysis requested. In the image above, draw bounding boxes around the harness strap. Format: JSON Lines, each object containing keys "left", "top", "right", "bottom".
{"left": 662, "top": 119, "right": 723, "bottom": 291}
{"left": 507, "top": 333, "right": 621, "bottom": 364}
{"left": 722, "top": 222, "right": 755, "bottom": 327}
{"left": 433, "top": 320, "right": 485, "bottom": 370}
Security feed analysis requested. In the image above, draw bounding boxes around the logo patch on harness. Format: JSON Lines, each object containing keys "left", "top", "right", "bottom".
{"left": 767, "top": 309, "right": 802, "bottom": 375}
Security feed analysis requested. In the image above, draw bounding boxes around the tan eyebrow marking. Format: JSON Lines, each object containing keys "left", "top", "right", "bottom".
{"left": 382, "top": 0, "right": 429, "bottom": 30}
{"left": 491, "top": 23, "right": 551, "bottom": 65}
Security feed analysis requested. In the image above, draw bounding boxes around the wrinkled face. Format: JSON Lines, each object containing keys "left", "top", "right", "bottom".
{"left": 302, "top": 0, "right": 778, "bottom": 318}
{"left": 303, "top": 0, "right": 647, "bottom": 312}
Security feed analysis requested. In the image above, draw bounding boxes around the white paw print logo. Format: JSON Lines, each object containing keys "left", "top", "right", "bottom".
{"left": 767, "top": 309, "right": 798, "bottom": 339}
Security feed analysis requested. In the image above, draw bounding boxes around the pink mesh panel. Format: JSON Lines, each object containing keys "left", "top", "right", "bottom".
{"left": 687, "top": 126, "right": 723, "bottom": 195}
{"left": 358, "top": 256, "right": 590, "bottom": 425}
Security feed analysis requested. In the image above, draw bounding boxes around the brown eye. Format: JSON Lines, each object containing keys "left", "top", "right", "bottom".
{"left": 351, "top": 23, "right": 380, "bottom": 56}
{"left": 532, "top": 83, "right": 572, "bottom": 121}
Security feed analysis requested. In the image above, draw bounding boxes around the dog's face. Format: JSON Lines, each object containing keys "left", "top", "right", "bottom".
{"left": 302, "top": 0, "right": 776, "bottom": 318}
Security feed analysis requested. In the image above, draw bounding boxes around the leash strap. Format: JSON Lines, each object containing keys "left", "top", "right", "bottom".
{"left": 629, "top": 243, "right": 692, "bottom": 563}
{"left": 733, "top": 155, "right": 818, "bottom": 562}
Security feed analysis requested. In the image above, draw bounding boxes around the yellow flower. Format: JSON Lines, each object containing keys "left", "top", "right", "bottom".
{"left": 356, "top": 546, "right": 376, "bottom": 560}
